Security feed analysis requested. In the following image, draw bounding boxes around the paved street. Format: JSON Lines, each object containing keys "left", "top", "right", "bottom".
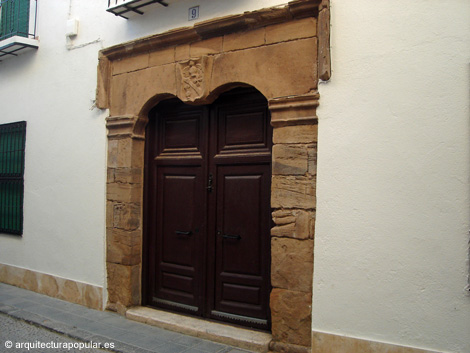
{"left": 0, "top": 283, "right": 253, "bottom": 353}
{"left": 0, "top": 313, "right": 109, "bottom": 352}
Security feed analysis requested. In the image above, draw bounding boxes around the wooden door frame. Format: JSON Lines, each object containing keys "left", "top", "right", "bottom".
{"left": 98, "top": 1, "right": 329, "bottom": 352}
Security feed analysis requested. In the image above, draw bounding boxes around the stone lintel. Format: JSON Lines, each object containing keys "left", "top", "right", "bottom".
{"left": 269, "top": 93, "right": 319, "bottom": 127}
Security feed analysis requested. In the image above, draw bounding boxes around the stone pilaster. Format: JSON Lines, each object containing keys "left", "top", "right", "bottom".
{"left": 106, "top": 115, "right": 146, "bottom": 313}
{"left": 269, "top": 93, "right": 318, "bottom": 352}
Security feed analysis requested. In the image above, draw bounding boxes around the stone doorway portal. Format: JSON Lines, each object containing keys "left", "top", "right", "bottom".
{"left": 98, "top": 1, "right": 329, "bottom": 351}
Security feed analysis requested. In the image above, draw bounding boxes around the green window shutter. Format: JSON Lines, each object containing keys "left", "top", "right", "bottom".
{"left": 0, "top": 0, "right": 30, "bottom": 40}
{"left": 0, "top": 121, "right": 26, "bottom": 235}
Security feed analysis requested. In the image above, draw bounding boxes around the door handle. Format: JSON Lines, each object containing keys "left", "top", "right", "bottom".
{"left": 217, "top": 232, "right": 241, "bottom": 240}
{"left": 207, "top": 173, "right": 213, "bottom": 192}
{"left": 175, "top": 230, "right": 192, "bottom": 236}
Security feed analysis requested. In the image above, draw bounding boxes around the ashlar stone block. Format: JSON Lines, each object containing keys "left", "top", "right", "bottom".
{"left": 112, "top": 203, "right": 141, "bottom": 231}
{"left": 272, "top": 144, "right": 308, "bottom": 175}
{"left": 107, "top": 263, "right": 141, "bottom": 308}
{"left": 271, "top": 209, "right": 315, "bottom": 239}
{"left": 271, "top": 237, "right": 313, "bottom": 292}
{"left": 273, "top": 124, "right": 318, "bottom": 144}
{"left": 270, "top": 288, "right": 312, "bottom": 347}
{"left": 107, "top": 229, "right": 142, "bottom": 266}
{"left": 271, "top": 176, "right": 316, "bottom": 209}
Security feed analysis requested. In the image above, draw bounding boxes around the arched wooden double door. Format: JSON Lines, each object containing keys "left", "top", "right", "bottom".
{"left": 143, "top": 88, "right": 272, "bottom": 330}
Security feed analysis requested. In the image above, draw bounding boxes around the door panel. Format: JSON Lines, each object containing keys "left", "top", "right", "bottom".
{"left": 144, "top": 88, "right": 272, "bottom": 329}
{"left": 211, "top": 164, "right": 271, "bottom": 323}
{"left": 150, "top": 165, "right": 205, "bottom": 313}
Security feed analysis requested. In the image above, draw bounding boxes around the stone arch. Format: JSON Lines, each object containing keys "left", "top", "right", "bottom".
{"left": 100, "top": 2, "right": 325, "bottom": 352}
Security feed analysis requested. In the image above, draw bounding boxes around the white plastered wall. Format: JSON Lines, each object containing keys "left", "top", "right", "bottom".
{"left": 314, "top": 1, "right": 470, "bottom": 352}
{"left": 0, "top": 0, "right": 287, "bottom": 293}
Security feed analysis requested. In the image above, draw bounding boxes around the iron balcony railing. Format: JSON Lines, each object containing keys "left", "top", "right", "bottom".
{"left": 107, "top": 0, "right": 168, "bottom": 19}
{"left": 0, "top": 0, "right": 37, "bottom": 42}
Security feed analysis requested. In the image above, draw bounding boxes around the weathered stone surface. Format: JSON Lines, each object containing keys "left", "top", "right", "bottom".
{"left": 311, "top": 330, "right": 436, "bottom": 353}
{"left": 23, "top": 270, "right": 38, "bottom": 292}
{"left": 318, "top": 5, "right": 331, "bottom": 81}
{"left": 149, "top": 46, "right": 175, "bottom": 67}
{"left": 223, "top": 27, "right": 265, "bottom": 52}
{"left": 107, "top": 138, "right": 145, "bottom": 169}
{"left": 108, "top": 139, "right": 130, "bottom": 168}
{"left": 271, "top": 209, "right": 315, "bottom": 239}
{"left": 96, "top": 55, "right": 110, "bottom": 109}
{"left": 106, "top": 201, "right": 114, "bottom": 227}
{"left": 39, "top": 274, "right": 59, "bottom": 298}
{"left": 0, "top": 264, "right": 22, "bottom": 287}
{"left": 60, "top": 280, "right": 80, "bottom": 304}
{"left": 271, "top": 237, "right": 313, "bottom": 292}
{"left": 271, "top": 288, "right": 312, "bottom": 347}
{"left": 0, "top": 263, "right": 103, "bottom": 310}
{"left": 107, "top": 168, "right": 115, "bottom": 183}
{"left": 273, "top": 144, "right": 308, "bottom": 175}
{"left": 273, "top": 124, "right": 318, "bottom": 144}
{"left": 175, "top": 43, "right": 190, "bottom": 62}
{"left": 211, "top": 38, "right": 318, "bottom": 100}
{"left": 107, "top": 182, "right": 142, "bottom": 203}
{"left": 84, "top": 285, "right": 102, "bottom": 310}
{"left": 113, "top": 53, "right": 149, "bottom": 76}
{"left": 269, "top": 93, "right": 319, "bottom": 127}
{"left": 266, "top": 17, "right": 317, "bottom": 44}
{"left": 269, "top": 341, "right": 311, "bottom": 353}
{"left": 110, "top": 64, "right": 177, "bottom": 116}
{"left": 107, "top": 228, "right": 142, "bottom": 266}
{"left": 190, "top": 37, "right": 223, "bottom": 57}
{"left": 107, "top": 263, "right": 141, "bottom": 307}
{"left": 308, "top": 143, "right": 317, "bottom": 175}
{"left": 176, "top": 56, "right": 214, "bottom": 103}
{"left": 112, "top": 203, "right": 141, "bottom": 231}
{"left": 114, "top": 168, "right": 143, "bottom": 184}
{"left": 271, "top": 176, "right": 316, "bottom": 209}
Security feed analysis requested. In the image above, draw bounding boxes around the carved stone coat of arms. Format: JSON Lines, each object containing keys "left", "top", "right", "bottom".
{"left": 177, "top": 56, "right": 213, "bottom": 102}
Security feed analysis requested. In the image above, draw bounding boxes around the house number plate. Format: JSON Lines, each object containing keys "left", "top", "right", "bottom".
{"left": 189, "top": 6, "right": 199, "bottom": 21}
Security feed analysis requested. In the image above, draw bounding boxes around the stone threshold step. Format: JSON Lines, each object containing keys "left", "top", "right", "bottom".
{"left": 126, "top": 306, "right": 271, "bottom": 353}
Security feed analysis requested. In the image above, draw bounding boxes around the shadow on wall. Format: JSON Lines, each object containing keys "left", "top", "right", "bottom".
{"left": 121, "top": 0, "right": 281, "bottom": 39}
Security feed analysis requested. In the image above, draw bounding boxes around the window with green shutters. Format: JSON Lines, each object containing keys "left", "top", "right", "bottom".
{"left": 0, "top": 121, "right": 26, "bottom": 235}
{"left": 0, "top": 0, "right": 30, "bottom": 41}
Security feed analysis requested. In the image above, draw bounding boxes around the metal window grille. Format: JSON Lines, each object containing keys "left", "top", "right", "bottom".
{"left": 0, "top": 121, "right": 26, "bottom": 235}
{"left": 0, "top": 0, "right": 34, "bottom": 41}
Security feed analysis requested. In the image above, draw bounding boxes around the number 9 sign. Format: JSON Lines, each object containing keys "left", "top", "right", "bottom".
{"left": 189, "top": 6, "right": 199, "bottom": 21}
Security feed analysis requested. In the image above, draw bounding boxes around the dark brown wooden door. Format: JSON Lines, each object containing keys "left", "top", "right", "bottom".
{"left": 144, "top": 88, "right": 272, "bottom": 330}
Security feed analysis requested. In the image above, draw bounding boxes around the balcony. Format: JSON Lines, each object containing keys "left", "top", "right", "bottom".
{"left": 0, "top": 0, "right": 38, "bottom": 60}
{"left": 107, "top": 0, "right": 168, "bottom": 19}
